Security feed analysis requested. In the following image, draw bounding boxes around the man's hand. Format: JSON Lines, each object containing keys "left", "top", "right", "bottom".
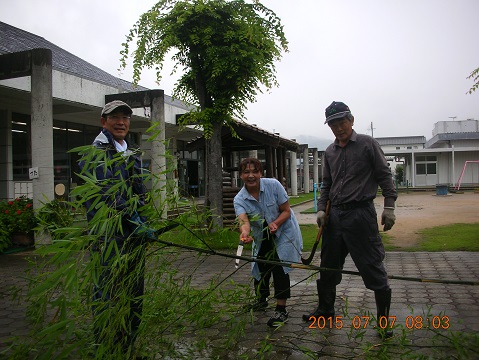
{"left": 316, "top": 210, "right": 327, "bottom": 228}
{"left": 381, "top": 207, "right": 396, "bottom": 231}
{"left": 130, "top": 212, "right": 156, "bottom": 239}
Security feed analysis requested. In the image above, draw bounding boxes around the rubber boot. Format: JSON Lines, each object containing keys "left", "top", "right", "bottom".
{"left": 375, "top": 288, "right": 393, "bottom": 339}
{"left": 302, "top": 280, "right": 336, "bottom": 321}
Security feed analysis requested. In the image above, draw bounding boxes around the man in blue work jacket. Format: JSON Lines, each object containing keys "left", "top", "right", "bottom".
{"left": 80, "top": 100, "right": 154, "bottom": 355}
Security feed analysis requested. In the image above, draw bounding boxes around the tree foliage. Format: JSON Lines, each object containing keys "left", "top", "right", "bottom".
{"left": 120, "top": 0, "right": 288, "bottom": 133}
{"left": 466, "top": 67, "right": 479, "bottom": 94}
{"left": 395, "top": 164, "right": 404, "bottom": 184}
{"left": 120, "top": 0, "right": 288, "bottom": 229}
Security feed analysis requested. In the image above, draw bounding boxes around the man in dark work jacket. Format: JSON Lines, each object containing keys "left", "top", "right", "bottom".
{"left": 303, "top": 101, "right": 397, "bottom": 339}
{"left": 80, "top": 100, "right": 153, "bottom": 355}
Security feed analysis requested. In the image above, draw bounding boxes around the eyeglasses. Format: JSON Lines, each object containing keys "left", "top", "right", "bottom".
{"left": 107, "top": 115, "right": 131, "bottom": 121}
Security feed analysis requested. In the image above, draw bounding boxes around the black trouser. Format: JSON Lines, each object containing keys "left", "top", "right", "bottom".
{"left": 92, "top": 237, "right": 145, "bottom": 352}
{"left": 318, "top": 202, "right": 389, "bottom": 291}
{"left": 255, "top": 224, "right": 290, "bottom": 300}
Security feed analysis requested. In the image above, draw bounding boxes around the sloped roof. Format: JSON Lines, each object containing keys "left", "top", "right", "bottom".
{"left": 0, "top": 21, "right": 144, "bottom": 92}
{"left": 0, "top": 21, "right": 190, "bottom": 109}
{"left": 426, "top": 132, "right": 479, "bottom": 148}
{"left": 186, "top": 120, "right": 299, "bottom": 152}
{"left": 375, "top": 136, "right": 426, "bottom": 146}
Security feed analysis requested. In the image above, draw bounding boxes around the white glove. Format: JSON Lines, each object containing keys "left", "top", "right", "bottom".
{"left": 381, "top": 207, "right": 396, "bottom": 231}
{"left": 316, "top": 210, "right": 327, "bottom": 228}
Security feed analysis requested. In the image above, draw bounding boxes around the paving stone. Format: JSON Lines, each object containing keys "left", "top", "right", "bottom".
{"left": 1, "top": 250, "right": 479, "bottom": 359}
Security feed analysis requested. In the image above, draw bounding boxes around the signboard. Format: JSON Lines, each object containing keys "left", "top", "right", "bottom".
{"left": 29, "top": 167, "right": 39, "bottom": 179}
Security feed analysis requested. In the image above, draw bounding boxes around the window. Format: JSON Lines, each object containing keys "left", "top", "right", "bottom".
{"left": 415, "top": 155, "right": 437, "bottom": 175}
{"left": 416, "top": 163, "right": 426, "bottom": 175}
{"left": 12, "top": 113, "right": 32, "bottom": 181}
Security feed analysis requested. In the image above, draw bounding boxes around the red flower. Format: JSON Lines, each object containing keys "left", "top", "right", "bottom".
{"left": 8, "top": 201, "right": 13, "bottom": 206}
{"left": 26, "top": 203, "right": 32, "bottom": 208}
{"left": 5, "top": 210, "right": 9, "bottom": 214}
{"left": 17, "top": 210, "right": 22, "bottom": 215}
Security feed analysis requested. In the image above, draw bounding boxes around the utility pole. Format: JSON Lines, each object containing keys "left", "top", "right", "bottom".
{"left": 448, "top": 116, "right": 457, "bottom": 121}
{"left": 370, "top": 122, "right": 375, "bottom": 137}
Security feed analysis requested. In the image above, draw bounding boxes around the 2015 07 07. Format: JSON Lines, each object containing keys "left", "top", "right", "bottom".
{"left": 308, "top": 315, "right": 450, "bottom": 330}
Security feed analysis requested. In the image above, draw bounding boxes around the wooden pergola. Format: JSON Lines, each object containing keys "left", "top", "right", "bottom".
{"left": 186, "top": 120, "right": 299, "bottom": 181}
{"left": 186, "top": 120, "right": 299, "bottom": 225}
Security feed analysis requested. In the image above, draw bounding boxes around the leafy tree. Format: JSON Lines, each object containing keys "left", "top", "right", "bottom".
{"left": 466, "top": 67, "right": 479, "bottom": 94}
{"left": 395, "top": 164, "right": 404, "bottom": 184}
{"left": 120, "top": 0, "right": 288, "bottom": 229}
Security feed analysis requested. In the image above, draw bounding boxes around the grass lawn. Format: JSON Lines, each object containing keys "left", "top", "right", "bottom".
{"left": 301, "top": 223, "right": 479, "bottom": 252}
{"left": 159, "top": 192, "right": 479, "bottom": 253}
{"left": 413, "top": 223, "right": 479, "bottom": 251}
{"left": 159, "top": 223, "right": 479, "bottom": 253}
{"left": 293, "top": 200, "right": 479, "bottom": 252}
{"left": 300, "top": 222, "right": 479, "bottom": 252}
{"left": 288, "top": 192, "right": 317, "bottom": 206}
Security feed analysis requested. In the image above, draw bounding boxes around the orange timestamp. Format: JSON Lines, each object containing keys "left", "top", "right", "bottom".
{"left": 308, "top": 315, "right": 450, "bottom": 330}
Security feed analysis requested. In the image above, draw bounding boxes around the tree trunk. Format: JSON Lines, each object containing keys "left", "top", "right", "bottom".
{"left": 206, "top": 120, "right": 224, "bottom": 230}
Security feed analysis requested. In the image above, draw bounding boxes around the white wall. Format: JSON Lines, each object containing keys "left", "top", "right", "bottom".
{"left": 433, "top": 120, "right": 479, "bottom": 136}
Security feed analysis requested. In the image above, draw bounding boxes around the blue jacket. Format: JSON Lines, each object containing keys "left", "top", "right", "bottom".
{"left": 234, "top": 178, "right": 303, "bottom": 280}
{"left": 79, "top": 129, "right": 147, "bottom": 240}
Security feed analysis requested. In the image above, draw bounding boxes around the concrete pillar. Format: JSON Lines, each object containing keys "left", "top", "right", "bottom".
{"left": 303, "top": 147, "right": 309, "bottom": 193}
{"left": 30, "top": 49, "right": 54, "bottom": 245}
{"left": 265, "top": 146, "right": 273, "bottom": 177}
{"left": 0, "top": 109, "right": 13, "bottom": 200}
{"left": 451, "top": 145, "right": 455, "bottom": 186}
{"left": 232, "top": 152, "right": 239, "bottom": 187}
{"left": 170, "top": 137, "right": 179, "bottom": 198}
{"left": 276, "top": 148, "right": 287, "bottom": 187}
{"left": 272, "top": 148, "right": 277, "bottom": 179}
{"left": 149, "top": 91, "right": 167, "bottom": 218}
{"left": 411, "top": 150, "right": 416, "bottom": 187}
{"left": 312, "top": 148, "right": 319, "bottom": 187}
{"left": 290, "top": 151, "right": 297, "bottom": 196}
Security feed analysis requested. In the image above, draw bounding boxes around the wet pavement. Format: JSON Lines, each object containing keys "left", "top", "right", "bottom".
{"left": 1, "top": 200, "right": 479, "bottom": 359}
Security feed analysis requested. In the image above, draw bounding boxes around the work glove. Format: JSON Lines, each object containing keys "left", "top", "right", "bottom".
{"left": 130, "top": 212, "right": 156, "bottom": 240}
{"left": 316, "top": 210, "right": 327, "bottom": 228}
{"left": 381, "top": 207, "right": 396, "bottom": 231}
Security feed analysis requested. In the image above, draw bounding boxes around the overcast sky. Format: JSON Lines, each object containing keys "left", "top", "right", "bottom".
{"left": 2, "top": 0, "right": 478, "bottom": 149}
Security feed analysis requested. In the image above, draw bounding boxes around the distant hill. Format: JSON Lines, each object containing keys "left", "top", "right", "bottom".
{"left": 293, "top": 135, "right": 333, "bottom": 151}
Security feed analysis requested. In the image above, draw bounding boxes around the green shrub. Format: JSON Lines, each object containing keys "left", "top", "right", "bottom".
{"left": 0, "top": 196, "right": 37, "bottom": 251}
{"left": 36, "top": 199, "right": 74, "bottom": 239}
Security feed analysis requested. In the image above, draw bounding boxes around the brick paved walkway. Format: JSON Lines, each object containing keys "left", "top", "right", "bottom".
{"left": 1, "top": 249, "right": 479, "bottom": 359}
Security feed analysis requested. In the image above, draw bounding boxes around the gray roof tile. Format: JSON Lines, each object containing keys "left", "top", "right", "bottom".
{"left": 0, "top": 21, "right": 146, "bottom": 92}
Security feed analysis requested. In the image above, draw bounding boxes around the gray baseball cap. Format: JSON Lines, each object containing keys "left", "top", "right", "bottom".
{"left": 101, "top": 100, "right": 133, "bottom": 117}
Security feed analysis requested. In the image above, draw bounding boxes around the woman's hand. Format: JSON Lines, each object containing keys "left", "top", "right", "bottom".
{"left": 269, "top": 222, "right": 278, "bottom": 234}
{"left": 240, "top": 232, "right": 254, "bottom": 244}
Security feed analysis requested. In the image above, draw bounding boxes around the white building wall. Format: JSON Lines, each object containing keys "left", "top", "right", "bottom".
{"left": 0, "top": 72, "right": 146, "bottom": 117}
{"left": 433, "top": 120, "right": 479, "bottom": 135}
{"left": 454, "top": 152, "right": 479, "bottom": 185}
{"left": 437, "top": 153, "right": 450, "bottom": 184}
{"left": 454, "top": 139, "right": 479, "bottom": 148}
{"left": 165, "top": 103, "right": 187, "bottom": 124}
